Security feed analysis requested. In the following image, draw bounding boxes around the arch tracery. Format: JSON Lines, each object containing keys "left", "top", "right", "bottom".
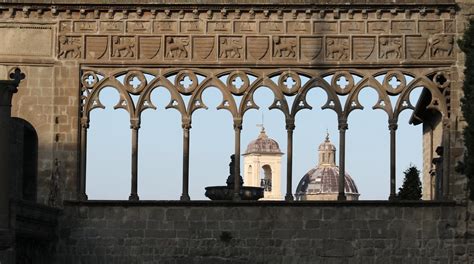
{"left": 79, "top": 67, "right": 451, "bottom": 201}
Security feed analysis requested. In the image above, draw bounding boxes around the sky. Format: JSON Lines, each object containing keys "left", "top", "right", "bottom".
{"left": 86, "top": 73, "right": 423, "bottom": 200}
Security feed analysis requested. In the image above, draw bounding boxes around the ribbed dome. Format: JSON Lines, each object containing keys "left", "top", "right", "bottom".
{"left": 244, "top": 128, "right": 282, "bottom": 155}
{"left": 295, "top": 167, "right": 359, "bottom": 196}
{"left": 295, "top": 133, "right": 360, "bottom": 200}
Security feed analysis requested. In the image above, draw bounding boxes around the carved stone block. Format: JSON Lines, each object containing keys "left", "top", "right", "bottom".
{"left": 111, "top": 36, "right": 136, "bottom": 59}
{"left": 207, "top": 21, "right": 231, "bottom": 33}
{"left": 58, "top": 36, "right": 83, "bottom": 59}
{"left": 391, "top": 20, "right": 416, "bottom": 34}
{"left": 314, "top": 21, "right": 337, "bottom": 34}
{"left": 138, "top": 36, "right": 161, "bottom": 59}
{"left": 341, "top": 21, "right": 365, "bottom": 34}
{"left": 100, "top": 21, "right": 124, "bottom": 33}
{"left": 272, "top": 36, "right": 297, "bottom": 59}
{"left": 430, "top": 34, "right": 454, "bottom": 59}
{"left": 234, "top": 21, "right": 257, "bottom": 34}
{"left": 325, "top": 37, "right": 350, "bottom": 61}
{"left": 59, "top": 21, "right": 72, "bottom": 33}
{"left": 367, "top": 21, "right": 389, "bottom": 34}
{"left": 352, "top": 37, "right": 376, "bottom": 60}
{"left": 219, "top": 36, "right": 244, "bottom": 60}
{"left": 165, "top": 36, "right": 190, "bottom": 59}
{"left": 193, "top": 36, "right": 215, "bottom": 60}
{"left": 419, "top": 20, "right": 443, "bottom": 35}
{"left": 246, "top": 36, "right": 269, "bottom": 60}
{"left": 406, "top": 36, "right": 429, "bottom": 60}
{"left": 73, "top": 21, "right": 97, "bottom": 33}
{"left": 300, "top": 37, "right": 322, "bottom": 61}
{"left": 85, "top": 36, "right": 108, "bottom": 60}
{"left": 379, "top": 36, "right": 403, "bottom": 60}
{"left": 153, "top": 21, "right": 178, "bottom": 33}
{"left": 444, "top": 20, "right": 455, "bottom": 33}
{"left": 260, "top": 21, "right": 284, "bottom": 34}
{"left": 287, "top": 21, "right": 310, "bottom": 34}
{"left": 126, "top": 21, "right": 151, "bottom": 33}
{"left": 180, "top": 21, "right": 203, "bottom": 33}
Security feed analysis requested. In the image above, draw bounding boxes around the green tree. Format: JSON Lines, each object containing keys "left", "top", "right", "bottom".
{"left": 458, "top": 19, "right": 474, "bottom": 200}
{"left": 398, "top": 165, "right": 422, "bottom": 200}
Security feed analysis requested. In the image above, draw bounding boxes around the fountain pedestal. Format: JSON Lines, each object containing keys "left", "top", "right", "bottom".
{"left": 205, "top": 155, "right": 264, "bottom": 201}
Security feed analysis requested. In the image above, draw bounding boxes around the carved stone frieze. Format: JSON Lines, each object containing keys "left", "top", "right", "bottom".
{"left": 272, "top": 36, "right": 297, "bottom": 59}
{"left": 58, "top": 36, "right": 82, "bottom": 59}
{"left": 138, "top": 36, "right": 161, "bottom": 59}
{"left": 22, "top": 4, "right": 454, "bottom": 65}
{"left": 193, "top": 36, "right": 215, "bottom": 60}
{"left": 430, "top": 34, "right": 454, "bottom": 59}
{"left": 111, "top": 36, "right": 136, "bottom": 58}
{"left": 379, "top": 36, "right": 403, "bottom": 60}
{"left": 165, "top": 36, "right": 190, "bottom": 59}
{"left": 326, "top": 37, "right": 349, "bottom": 61}
{"left": 247, "top": 36, "right": 269, "bottom": 60}
{"left": 219, "top": 36, "right": 243, "bottom": 59}
{"left": 85, "top": 36, "right": 108, "bottom": 60}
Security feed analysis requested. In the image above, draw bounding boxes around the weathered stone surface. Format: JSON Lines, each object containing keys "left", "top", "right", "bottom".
{"left": 53, "top": 202, "right": 465, "bottom": 263}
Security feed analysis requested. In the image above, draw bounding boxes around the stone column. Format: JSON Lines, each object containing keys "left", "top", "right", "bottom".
{"left": 233, "top": 120, "right": 242, "bottom": 201}
{"left": 79, "top": 118, "right": 89, "bottom": 201}
{"left": 129, "top": 119, "right": 140, "bottom": 201}
{"left": 389, "top": 121, "right": 398, "bottom": 200}
{"left": 0, "top": 68, "right": 24, "bottom": 248}
{"left": 285, "top": 119, "right": 295, "bottom": 201}
{"left": 338, "top": 119, "right": 347, "bottom": 201}
{"left": 180, "top": 120, "right": 191, "bottom": 201}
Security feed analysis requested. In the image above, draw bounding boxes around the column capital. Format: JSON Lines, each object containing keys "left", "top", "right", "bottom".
{"left": 130, "top": 119, "right": 141, "bottom": 130}
{"left": 338, "top": 120, "right": 348, "bottom": 130}
{"left": 285, "top": 118, "right": 295, "bottom": 130}
{"left": 388, "top": 121, "right": 398, "bottom": 130}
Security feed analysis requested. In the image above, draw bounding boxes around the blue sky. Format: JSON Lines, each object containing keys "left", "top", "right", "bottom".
{"left": 86, "top": 74, "right": 422, "bottom": 200}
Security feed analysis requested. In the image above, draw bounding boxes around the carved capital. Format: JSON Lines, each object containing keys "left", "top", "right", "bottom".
{"left": 285, "top": 118, "right": 295, "bottom": 131}
{"left": 388, "top": 121, "right": 398, "bottom": 131}
{"left": 130, "top": 119, "right": 140, "bottom": 130}
{"left": 338, "top": 119, "right": 348, "bottom": 130}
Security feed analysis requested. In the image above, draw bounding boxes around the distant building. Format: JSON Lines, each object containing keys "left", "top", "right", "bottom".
{"left": 295, "top": 134, "right": 360, "bottom": 201}
{"left": 243, "top": 127, "right": 283, "bottom": 200}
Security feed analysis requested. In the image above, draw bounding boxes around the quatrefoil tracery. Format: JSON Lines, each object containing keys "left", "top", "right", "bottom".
{"left": 80, "top": 68, "right": 450, "bottom": 126}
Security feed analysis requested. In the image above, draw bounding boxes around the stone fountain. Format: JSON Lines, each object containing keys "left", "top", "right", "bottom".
{"left": 205, "top": 155, "right": 264, "bottom": 201}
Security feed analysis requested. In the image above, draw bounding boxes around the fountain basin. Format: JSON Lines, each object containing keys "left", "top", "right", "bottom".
{"left": 205, "top": 186, "right": 264, "bottom": 201}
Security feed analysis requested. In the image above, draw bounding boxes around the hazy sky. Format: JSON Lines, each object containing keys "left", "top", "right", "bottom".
{"left": 86, "top": 73, "right": 423, "bottom": 200}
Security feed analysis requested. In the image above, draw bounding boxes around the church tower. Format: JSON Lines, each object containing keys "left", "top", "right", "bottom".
{"left": 243, "top": 127, "right": 283, "bottom": 200}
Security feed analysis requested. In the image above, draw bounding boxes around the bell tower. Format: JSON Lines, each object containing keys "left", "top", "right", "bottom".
{"left": 243, "top": 127, "right": 283, "bottom": 200}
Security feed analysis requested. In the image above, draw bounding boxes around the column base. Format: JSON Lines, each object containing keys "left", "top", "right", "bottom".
{"left": 78, "top": 193, "right": 88, "bottom": 201}
{"left": 388, "top": 194, "right": 399, "bottom": 201}
{"left": 285, "top": 194, "right": 294, "bottom": 201}
{"left": 180, "top": 194, "right": 190, "bottom": 201}
{"left": 128, "top": 194, "right": 139, "bottom": 201}
{"left": 337, "top": 193, "right": 347, "bottom": 201}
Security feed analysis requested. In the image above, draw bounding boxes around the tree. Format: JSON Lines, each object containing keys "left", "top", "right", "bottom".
{"left": 458, "top": 19, "right": 474, "bottom": 200}
{"left": 398, "top": 165, "right": 422, "bottom": 200}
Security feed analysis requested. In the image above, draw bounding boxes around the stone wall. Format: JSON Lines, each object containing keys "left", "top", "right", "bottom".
{"left": 56, "top": 201, "right": 466, "bottom": 264}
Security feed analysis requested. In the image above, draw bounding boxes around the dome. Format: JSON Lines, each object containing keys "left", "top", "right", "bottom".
{"left": 295, "top": 133, "right": 360, "bottom": 200}
{"left": 244, "top": 128, "right": 282, "bottom": 155}
{"left": 295, "top": 167, "right": 359, "bottom": 197}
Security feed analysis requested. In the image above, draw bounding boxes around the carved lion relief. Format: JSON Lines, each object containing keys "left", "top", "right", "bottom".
{"left": 58, "top": 36, "right": 82, "bottom": 59}
{"left": 166, "top": 36, "right": 190, "bottom": 59}
{"left": 273, "top": 36, "right": 297, "bottom": 59}
{"left": 430, "top": 35, "right": 454, "bottom": 58}
{"left": 326, "top": 37, "right": 349, "bottom": 60}
{"left": 111, "top": 36, "right": 135, "bottom": 58}
{"left": 379, "top": 37, "right": 403, "bottom": 59}
{"left": 219, "top": 37, "right": 243, "bottom": 59}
